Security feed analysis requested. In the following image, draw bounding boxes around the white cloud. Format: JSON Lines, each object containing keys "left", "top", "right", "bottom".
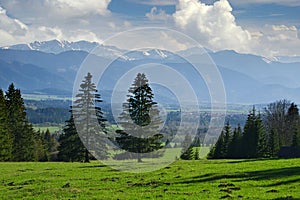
{"left": 172, "top": 0, "right": 300, "bottom": 57}
{"left": 228, "top": 0, "right": 300, "bottom": 7}
{"left": 0, "top": 0, "right": 111, "bottom": 20}
{"left": 0, "top": 0, "right": 300, "bottom": 57}
{"left": 0, "top": 0, "right": 136, "bottom": 46}
{"left": 146, "top": 7, "right": 172, "bottom": 21}
{"left": 272, "top": 25, "right": 297, "bottom": 31}
{"left": 257, "top": 24, "right": 300, "bottom": 56}
{"left": 0, "top": 6, "right": 106, "bottom": 46}
{"left": 173, "top": 0, "right": 253, "bottom": 53}
{"left": 50, "top": 0, "right": 111, "bottom": 17}
{"left": 0, "top": 6, "right": 28, "bottom": 36}
{"left": 127, "top": 0, "right": 178, "bottom": 6}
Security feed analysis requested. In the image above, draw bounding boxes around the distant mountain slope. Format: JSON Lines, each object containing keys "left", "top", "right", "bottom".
{"left": 1, "top": 40, "right": 300, "bottom": 104}
{"left": 0, "top": 59, "right": 69, "bottom": 90}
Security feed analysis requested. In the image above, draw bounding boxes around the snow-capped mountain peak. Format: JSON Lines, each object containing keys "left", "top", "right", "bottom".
{"left": 2, "top": 39, "right": 100, "bottom": 54}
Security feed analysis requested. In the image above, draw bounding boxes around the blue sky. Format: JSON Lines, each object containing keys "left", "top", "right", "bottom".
{"left": 0, "top": 0, "right": 299, "bottom": 57}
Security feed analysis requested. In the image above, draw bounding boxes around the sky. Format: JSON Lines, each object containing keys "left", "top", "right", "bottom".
{"left": 0, "top": 0, "right": 299, "bottom": 57}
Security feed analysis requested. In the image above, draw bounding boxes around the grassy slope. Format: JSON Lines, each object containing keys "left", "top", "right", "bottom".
{"left": 33, "top": 126, "right": 62, "bottom": 133}
{"left": 0, "top": 159, "right": 299, "bottom": 199}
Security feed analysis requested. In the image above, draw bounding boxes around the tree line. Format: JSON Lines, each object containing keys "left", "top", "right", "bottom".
{"left": 0, "top": 84, "right": 57, "bottom": 161}
{"left": 208, "top": 101, "right": 300, "bottom": 159}
{"left": 2, "top": 73, "right": 300, "bottom": 162}
{"left": 1, "top": 73, "right": 164, "bottom": 162}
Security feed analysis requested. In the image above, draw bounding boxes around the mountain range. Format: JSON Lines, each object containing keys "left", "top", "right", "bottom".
{"left": 1, "top": 39, "right": 300, "bottom": 104}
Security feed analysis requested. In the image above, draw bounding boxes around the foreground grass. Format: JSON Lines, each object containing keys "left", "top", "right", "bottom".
{"left": 0, "top": 159, "right": 299, "bottom": 199}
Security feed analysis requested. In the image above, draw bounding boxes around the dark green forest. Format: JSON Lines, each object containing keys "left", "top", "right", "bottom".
{"left": 208, "top": 101, "right": 300, "bottom": 159}
{"left": 1, "top": 73, "right": 300, "bottom": 162}
{"left": 0, "top": 84, "right": 58, "bottom": 161}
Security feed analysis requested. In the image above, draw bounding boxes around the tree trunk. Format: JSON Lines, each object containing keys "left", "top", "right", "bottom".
{"left": 84, "top": 149, "right": 90, "bottom": 163}
{"left": 137, "top": 153, "right": 142, "bottom": 163}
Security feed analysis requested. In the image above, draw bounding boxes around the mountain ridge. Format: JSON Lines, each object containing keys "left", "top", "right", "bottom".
{"left": 1, "top": 40, "right": 300, "bottom": 104}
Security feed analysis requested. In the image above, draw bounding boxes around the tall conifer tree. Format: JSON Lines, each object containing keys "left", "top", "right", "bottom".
{"left": 5, "top": 84, "right": 35, "bottom": 161}
{"left": 0, "top": 89, "right": 13, "bottom": 161}
{"left": 115, "top": 73, "right": 163, "bottom": 162}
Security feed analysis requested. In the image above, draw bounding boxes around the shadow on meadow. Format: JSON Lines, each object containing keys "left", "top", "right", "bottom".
{"left": 175, "top": 166, "right": 300, "bottom": 187}
{"left": 77, "top": 165, "right": 106, "bottom": 169}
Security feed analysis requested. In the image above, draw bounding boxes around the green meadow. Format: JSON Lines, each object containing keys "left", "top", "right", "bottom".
{"left": 0, "top": 158, "right": 299, "bottom": 199}
{"left": 33, "top": 126, "right": 62, "bottom": 133}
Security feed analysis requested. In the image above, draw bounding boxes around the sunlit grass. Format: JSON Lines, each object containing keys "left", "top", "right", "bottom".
{"left": 0, "top": 158, "right": 299, "bottom": 199}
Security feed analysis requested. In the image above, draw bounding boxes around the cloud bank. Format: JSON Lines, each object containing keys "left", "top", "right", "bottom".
{"left": 172, "top": 0, "right": 300, "bottom": 57}
{"left": 0, "top": 0, "right": 300, "bottom": 57}
{"left": 173, "top": 0, "right": 253, "bottom": 53}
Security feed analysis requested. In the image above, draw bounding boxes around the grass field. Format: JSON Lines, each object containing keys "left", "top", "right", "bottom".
{"left": 33, "top": 126, "right": 62, "bottom": 133}
{"left": 0, "top": 158, "right": 299, "bottom": 199}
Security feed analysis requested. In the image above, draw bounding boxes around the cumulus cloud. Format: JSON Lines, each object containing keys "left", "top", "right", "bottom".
{"left": 0, "top": 0, "right": 111, "bottom": 20}
{"left": 0, "top": 7, "right": 27, "bottom": 35}
{"left": 49, "top": 0, "right": 111, "bottom": 18}
{"left": 173, "top": 0, "right": 253, "bottom": 53}
{"left": 0, "top": 0, "right": 136, "bottom": 46}
{"left": 127, "top": 0, "right": 178, "bottom": 6}
{"left": 146, "top": 7, "right": 172, "bottom": 21}
{"left": 257, "top": 25, "right": 300, "bottom": 56}
{"left": 0, "top": 6, "right": 29, "bottom": 45}
{"left": 229, "top": 0, "right": 300, "bottom": 7}
{"left": 0, "top": 5, "right": 106, "bottom": 46}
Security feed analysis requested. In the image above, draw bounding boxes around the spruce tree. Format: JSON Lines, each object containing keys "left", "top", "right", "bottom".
{"left": 284, "top": 103, "right": 299, "bottom": 146}
{"left": 292, "top": 126, "right": 300, "bottom": 147}
{"left": 208, "top": 130, "right": 225, "bottom": 159}
{"left": 286, "top": 103, "right": 299, "bottom": 146}
{"left": 58, "top": 115, "right": 86, "bottom": 162}
{"left": 33, "top": 130, "right": 48, "bottom": 161}
{"left": 194, "top": 148, "right": 200, "bottom": 160}
{"left": 223, "top": 122, "right": 232, "bottom": 157}
{"left": 5, "top": 84, "right": 35, "bottom": 161}
{"left": 228, "top": 124, "right": 242, "bottom": 158}
{"left": 72, "top": 72, "right": 108, "bottom": 162}
{"left": 115, "top": 73, "right": 163, "bottom": 162}
{"left": 0, "top": 89, "right": 13, "bottom": 161}
{"left": 241, "top": 107, "right": 258, "bottom": 158}
{"left": 180, "top": 134, "right": 194, "bottom": 160}
{"left": 268, "top": 129, "right": 280, "bottom": 157}
{"left": 256, "top": 113, "right": 267, "bottom": 157}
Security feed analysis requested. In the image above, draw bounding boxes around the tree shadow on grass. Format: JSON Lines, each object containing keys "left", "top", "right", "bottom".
{"left": 225, "top": 158, "right": 281, "bottom": 164}
{"left": 78, "top": 165, "right": 106, "bottom": 169}
{"left": 175, "top": 166, "right": 300, "bottom": 187}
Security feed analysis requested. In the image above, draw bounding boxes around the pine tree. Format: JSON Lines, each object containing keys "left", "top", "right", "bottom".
{"left": 223, "top": 122, "right": 232, "bottom": 157}
{"left": 180, "top": 134, "right": 194, "bottom": 160}
{"left": 228, "top": 124, "right": 242, "bottom": 158}
{"left": 208, "top": 130, "right": 226, "bottom": 159}
{"left": 286, "top": 103, "right": 299, "bottom": 146}
{"left": 5, "top": 84, "right": 35, "bottom": 161}
{"left": 268, "top": 129, "right": 280, "bottom": 157}
{"left": 72, "top": 72, "right": 108, "bottom": 162}
{"left": 241, "top": 107, "right": 258, "bottom": 158}
{"left": 33, "top": 130, "right": 48, "bottom": 161}
{"left": 292, "top": 126, "right": 300, "bottom": 147}
{"left": 115, "top": 73, "right": 163, "bottom": 162}
{"left": 194, "top": 148, "right": 200, "bottom": 160}
{"left": 0, "top": 89, "right": 13, "bottom": 161}
{"left": 256, "top": 113, "right": 268, "bottom": 157}
{"left": 58, "top": 115, "right": 86, "bottom": 162}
